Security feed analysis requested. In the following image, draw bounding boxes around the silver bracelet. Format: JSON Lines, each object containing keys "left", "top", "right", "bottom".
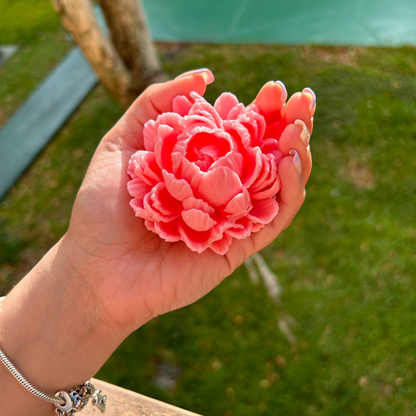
{"left": 0, "top": 344, "right": 106, "bottom": 415}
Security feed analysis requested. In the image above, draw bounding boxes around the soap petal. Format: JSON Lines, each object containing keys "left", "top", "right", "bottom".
{"left": 162, "top": 170, "right": 194, "bottom": 201}
{"left": 198, "top": 166, "right": 242, "bottom": 207}
{"left": 182, "top": 209, "right": 216, "bottom": 232}
{"left": 214, "top": 92, "right": 239, "bottom": 120}
{"left": 248, "top": 198, "right": 279, "bottom": 224}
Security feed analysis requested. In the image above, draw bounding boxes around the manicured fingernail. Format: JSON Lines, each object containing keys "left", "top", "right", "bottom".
{"left": 289, "top": 149, "right": 302, "bottom": 176}
{"left": 276, "top": 80, "right": 288, "bottom": 102}
{"left": 294, "top": 119, "right": 310, "bottom": 146}
{"left": 302, "top": 87, "right": 316, "bottom": 112}
{"left": 176, "top": 68, "right": 214, "bottom": 85}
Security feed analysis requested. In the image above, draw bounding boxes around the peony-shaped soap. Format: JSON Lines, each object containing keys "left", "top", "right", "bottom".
{"left": 127, "top": 82, "right": 315, "bottom": 254}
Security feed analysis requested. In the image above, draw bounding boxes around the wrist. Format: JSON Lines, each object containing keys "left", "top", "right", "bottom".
{"left": 0, "top": 237, "right": 127, "bottom": 415}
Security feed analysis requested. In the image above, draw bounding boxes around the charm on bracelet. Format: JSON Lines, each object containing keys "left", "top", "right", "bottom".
{"left": 54, "top": 381, "right": 106, "bottom": 415}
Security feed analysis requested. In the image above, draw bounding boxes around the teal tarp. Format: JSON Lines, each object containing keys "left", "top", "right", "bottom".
{"left": 143, "top": 0, "right": 416, "bottom": 46}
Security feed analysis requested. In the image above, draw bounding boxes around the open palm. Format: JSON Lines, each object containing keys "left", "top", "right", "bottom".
{"left": 66, "top": 72, "right": 314, "bottom": 334}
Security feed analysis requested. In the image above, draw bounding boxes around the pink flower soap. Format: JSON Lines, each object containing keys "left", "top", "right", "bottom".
{"left": 127, "top": 82, "right": 315, "bottom": 254}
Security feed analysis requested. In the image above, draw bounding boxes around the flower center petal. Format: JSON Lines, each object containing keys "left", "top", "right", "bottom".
{"left": 186, "top": 131, "right": 232, "bottom": 171}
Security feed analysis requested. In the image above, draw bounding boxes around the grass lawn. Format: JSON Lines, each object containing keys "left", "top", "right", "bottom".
{"left": 1, "top": 2, "right": 416, "bottom": 415}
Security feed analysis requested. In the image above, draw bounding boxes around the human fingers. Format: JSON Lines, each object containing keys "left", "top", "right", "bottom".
{"left": 278, "top": 121, "right": 312, "bottom": 185}
{"left": 251, "top": 80, "right": 287, "bottom": 123}
{"left": 284, "top": 88, "right": 316, "bottom": 133}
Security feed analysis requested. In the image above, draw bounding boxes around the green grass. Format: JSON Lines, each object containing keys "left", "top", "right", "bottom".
{"left": 0, "top": 0, "right": 61, "bottom": 44}
{"left": 1, "top": 5, "right": 416, "bottom": 415}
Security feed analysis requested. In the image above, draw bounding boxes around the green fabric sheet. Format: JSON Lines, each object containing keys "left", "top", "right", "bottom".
{"left": 143, "top": 0, "right": 416, "bottom": 46}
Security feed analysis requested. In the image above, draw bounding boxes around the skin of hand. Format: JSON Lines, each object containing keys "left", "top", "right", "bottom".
{"left": 0, "top": 70, "right": 312, "bottom": 416}
{"left": 65, "top": 70, "right": 313, "bottom": 333}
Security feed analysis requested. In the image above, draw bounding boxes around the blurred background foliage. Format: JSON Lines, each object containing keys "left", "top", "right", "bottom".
{"left": 1, "top": 1, "right": 416, "bottom": 415}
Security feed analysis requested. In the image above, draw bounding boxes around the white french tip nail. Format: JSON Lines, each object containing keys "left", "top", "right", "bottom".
{"left": 294, "top": 119, "right": 310, "bottom": 146}
{"left": 302, "top": 87, "right": 316, "bottom": 112}
{"left": 289, "top": 149, "right": 302, "bottom": 176}
{"left": 176, "top": 68, "right": 215, "bottom": 85}
{"left": 276, "top": 80, "right": 288, "bottom": 103}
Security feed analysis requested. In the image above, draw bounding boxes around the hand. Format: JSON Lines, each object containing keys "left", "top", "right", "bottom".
{"left": 0, "top": 72, "right": 313, "bottom": 415}
{"left": 64, "top": 71, "right": 314, "bottom": 334}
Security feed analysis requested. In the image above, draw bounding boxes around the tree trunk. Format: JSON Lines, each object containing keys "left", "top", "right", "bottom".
{"left": 98, "top": 0, "right": 166, "bottom": 94}
{"left": 52, "top": 0, "right": 153, "bottom": 108}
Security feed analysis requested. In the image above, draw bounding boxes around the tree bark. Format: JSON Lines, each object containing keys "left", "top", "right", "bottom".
{"left": 98, "top": 0, "right": 166, "bottom": 94}
{"left": 52, "top": 0, "right": 136, "bottom": 108}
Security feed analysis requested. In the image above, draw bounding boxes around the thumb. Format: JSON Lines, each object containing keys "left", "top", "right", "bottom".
{"left": 107, "top": 69, "right": 214, "bottom": 149}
